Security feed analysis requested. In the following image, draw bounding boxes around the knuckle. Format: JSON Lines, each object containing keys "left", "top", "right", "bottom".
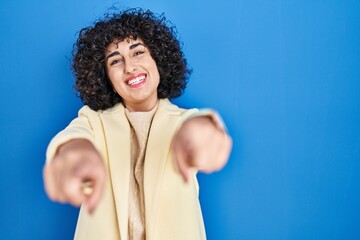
{"left": 47, "top": 192, "right": 58, "bottom": 202}
{"left": 62, "top": 184, "right": 77, "bottom": 198}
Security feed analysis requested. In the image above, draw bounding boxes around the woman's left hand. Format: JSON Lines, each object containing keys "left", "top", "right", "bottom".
{"left": 171, "top": 116, "right": 232, "bottom": 182}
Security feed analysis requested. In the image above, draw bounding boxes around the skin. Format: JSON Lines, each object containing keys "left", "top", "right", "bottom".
{"left": 172, "top": 116, "right": 232, "bottom": 182}
{"left": 43, "top": 139, "right": 104, "bottom": 213}
{"left": 105, "top": 38, "right": 160, "bottom": 112}
{"left": 43, "top": 38, "right": 232, "bottom": 213}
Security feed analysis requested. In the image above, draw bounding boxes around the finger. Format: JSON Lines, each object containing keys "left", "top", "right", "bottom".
{"left": 58, "top": 159, "right": 93, "bottom": 206}
{"left": 174, "top": 143, "right": 191, "bottom": 182}
{"left": 198, "top": 149, "right": 219, "bottom": 173}
{"left": 51, "top": 157, "right": 70, "bottom": 203}
{"left": 81, "top": 180, "right": 94, "bottom": 196}
{"left": 214, "top": 134, "right": 232, "bottom": 170}
{"left": 202, "top": 133, "right": 232, "bottom": 173}
{"left": 73, "top": 162, "right": 105, "bottom": 213}
{"left": 43, "top": 164, "right": 59, "bottom": 201}
{"left": 171, "top": 142, "right": 181, "bottom": 174}
{"left": 53, "top": 159, "right": 68, "bottom": 203}
{"left": 209, "top": 133, "right": 231, "bottom": 171}
{"left": 61, "top": 177, "right": 86, "bottom": 207}
{"left": 85, "top": 167, "right": 106, "bottom": 214}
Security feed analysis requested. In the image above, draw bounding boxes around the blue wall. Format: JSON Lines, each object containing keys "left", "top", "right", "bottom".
{"left": 1, "top": 0, "right": 359, "bottom": 239}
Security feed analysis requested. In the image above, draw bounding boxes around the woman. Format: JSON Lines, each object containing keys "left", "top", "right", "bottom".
{"left": 43, "top": 8, "right": 232, "bottom": 240}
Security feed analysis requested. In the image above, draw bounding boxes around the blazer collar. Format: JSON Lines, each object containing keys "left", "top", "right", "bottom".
{"left": 143, "top": 99, "right": 183, "bottom": 237}
{"left": 99, "top": 99, "right": 184, "bottom": 239}
{"left": 100, "top": 103, "right": 130, "bottom": 240}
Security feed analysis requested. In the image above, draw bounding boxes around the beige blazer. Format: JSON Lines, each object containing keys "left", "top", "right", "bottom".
{"left": 46, "top": 99, "right": 206, "bottom": 240}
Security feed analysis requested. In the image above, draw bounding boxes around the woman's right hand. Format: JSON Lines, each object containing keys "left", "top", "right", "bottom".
{"left": 43, "top": 139, "right": 106, "bottom": 213}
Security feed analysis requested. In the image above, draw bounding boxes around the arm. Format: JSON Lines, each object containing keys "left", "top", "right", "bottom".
{"left": 172, "top": 110, "right": 232, "bottom": 182}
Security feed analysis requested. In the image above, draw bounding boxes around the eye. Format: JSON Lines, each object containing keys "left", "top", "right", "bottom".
{"left": 110, "top": 59, "right": 123, "bottom": 66}
{"left": 133, "top": 50, "right": 145, "bottom": 57}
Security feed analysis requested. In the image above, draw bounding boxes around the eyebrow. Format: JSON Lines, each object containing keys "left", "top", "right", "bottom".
{"left": 106, "top": 51, "right": 120, "bottom": 63}
{"left": 129, "top": 42, "right": 144, "bottom": 50}
{"left": 106, "top": 42, "right": 145, "bottom": 63}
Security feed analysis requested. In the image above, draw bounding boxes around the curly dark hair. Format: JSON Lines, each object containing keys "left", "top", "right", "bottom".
{"left": 71, "top": 8, "right": 191, "bottom": 111}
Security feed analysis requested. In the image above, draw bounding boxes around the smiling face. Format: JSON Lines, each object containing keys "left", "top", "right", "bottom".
{"left": 105, "top": 38, "right": 160, "bottom": 112}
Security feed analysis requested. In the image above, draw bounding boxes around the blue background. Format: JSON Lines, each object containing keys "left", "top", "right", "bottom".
{"left": 1, "top": 0, "right": 359, "bottom": 239}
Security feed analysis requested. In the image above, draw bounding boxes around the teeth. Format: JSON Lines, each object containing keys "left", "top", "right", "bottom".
{"left": 128, "top": 75, "right": 145, "bottom": 85}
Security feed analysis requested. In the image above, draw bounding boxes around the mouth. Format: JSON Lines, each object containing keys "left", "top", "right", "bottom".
{"left": 126, "top": 74, "right": 146, "bottom": 87}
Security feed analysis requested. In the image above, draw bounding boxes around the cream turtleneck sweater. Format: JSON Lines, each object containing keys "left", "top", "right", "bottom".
{"left": 125, "top": 104, "right": 158, "bottom": 240}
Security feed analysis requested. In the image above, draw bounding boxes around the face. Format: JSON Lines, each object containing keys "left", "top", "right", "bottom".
{"left": 105, "top": 38, "right": 160, "bottom": 112}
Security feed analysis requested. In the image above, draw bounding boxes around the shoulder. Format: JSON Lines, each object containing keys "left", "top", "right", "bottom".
{"left": 78, "top": 103, "right": 125, "bottom": 118}
{"left": 158, "top": 99, "right": 199, "bottom": 118}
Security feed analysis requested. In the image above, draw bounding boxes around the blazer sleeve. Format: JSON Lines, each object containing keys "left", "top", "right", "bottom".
{"left": 45, "top": 106, "right": 99, "bottom": 164}
{"left": 181, "top": 108, "right": 228, "bottom": 133}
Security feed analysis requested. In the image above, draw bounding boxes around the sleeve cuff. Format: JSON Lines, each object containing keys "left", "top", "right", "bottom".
{"left": 185, "top": 109, "right": 228, "bottom": 133}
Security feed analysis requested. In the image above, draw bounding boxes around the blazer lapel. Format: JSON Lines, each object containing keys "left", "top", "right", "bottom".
{"left": 100, "top": 104, "right": 131, "bottom": 240}
{"left": 144, "top": 99, "right": 183, "bottom": 237}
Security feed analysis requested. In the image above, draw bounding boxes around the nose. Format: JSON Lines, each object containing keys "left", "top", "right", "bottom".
{"left": 124, "top": 58, "right": 137, "bottom": 73}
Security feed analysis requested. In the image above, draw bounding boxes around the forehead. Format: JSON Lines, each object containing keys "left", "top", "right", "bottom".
{"left": 106, "top": 37, "right": 145, "bottom": 53}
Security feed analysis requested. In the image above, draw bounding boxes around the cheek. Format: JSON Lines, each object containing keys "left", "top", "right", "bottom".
{"left": 108, "top": 70, "right": 123, "bottom": 85}
{"left": 150, "top": 63, "right": 160, "bottom": 83}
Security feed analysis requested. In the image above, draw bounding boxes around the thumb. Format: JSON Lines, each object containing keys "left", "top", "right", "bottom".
{"left": 173, "top": 142, "right": 192, "bottom": 183}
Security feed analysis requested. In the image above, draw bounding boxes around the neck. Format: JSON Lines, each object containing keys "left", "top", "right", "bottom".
{"left": 124, "top": 99, "right": 159, "bottom": 112}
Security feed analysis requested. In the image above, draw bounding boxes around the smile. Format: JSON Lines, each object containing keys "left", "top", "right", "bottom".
{"left": 126, "top": 75, "right": 146, "bottom": 87}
